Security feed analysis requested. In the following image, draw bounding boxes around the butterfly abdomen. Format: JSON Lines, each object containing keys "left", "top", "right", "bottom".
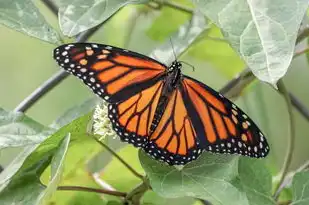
{"left": 150, "top": 95, "right": 169, "bottom": 134}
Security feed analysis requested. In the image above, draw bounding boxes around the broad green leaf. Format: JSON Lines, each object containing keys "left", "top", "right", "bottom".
{"left": 140, "top": 151, "right": 248, "bottom": 205}
{"left": 193, "top": 0, "right": 309, "bottom": 86}
{"left": 0, "top": 134, "right": 70, "bottom": 205}
{"left": 291, "top": 170, "right": 309, "bottom": 205}
{"left": 237, "top": 158, "right": 275, "bottom": 205}
{"left": 0, "top": 108, "right": 52, "bottom": 150}
{"left": 149, "top": 12, "right": 208, "bottom": 66}
{"left": 57, "top": 0, "right": 149, "bottom": 37}
{"left": 0, "top": 0, "right": 60, "bottom": 44}
{"left": 51, "top": 97, "right": 100, "bottom": 129}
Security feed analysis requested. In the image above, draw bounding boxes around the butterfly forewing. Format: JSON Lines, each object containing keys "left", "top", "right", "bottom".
{"left": 53, "top": 43, "right": 167, "bottom": 103}
{"left": 181, "top": 75, "right": 269, "bottom": 157}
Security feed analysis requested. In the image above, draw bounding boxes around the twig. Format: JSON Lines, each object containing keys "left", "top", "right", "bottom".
{"left": 151, "top": 0, "right": 194, "bottom": 14}
{"left": 294, "top": 46, "right": 309, "bottom": 58}
{"left": 94, "top": 137, "right": 144, "bottom": 180}
{"left": 42, "top": 0, "right": 58, "bottom": 15}
{"left": 14, "top": 70, "right": 68, "bottom": 112}
{"left": 296, "top": 26, "right": 309, "bottom": 44}
{"left": 273, "top": 80, "right": 295, "bottom": 200}
{"left": 57, "top": 185, "right": 127, "bottom": 197}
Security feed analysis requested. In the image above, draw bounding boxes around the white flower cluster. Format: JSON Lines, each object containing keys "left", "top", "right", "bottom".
{"left": 92, "top": 101, "right": 116, "bottom": 141}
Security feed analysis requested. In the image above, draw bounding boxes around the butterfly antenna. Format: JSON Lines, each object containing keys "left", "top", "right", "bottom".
{"left": 169, "top": 38, "right": 177, "bottom": 61}
{"left": 179, "top": 61, "right": 195, "bottom": 72}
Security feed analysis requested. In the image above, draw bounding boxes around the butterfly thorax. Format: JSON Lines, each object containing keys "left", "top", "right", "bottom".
{"left": 149, "top": 61, "right": 182, "bottom": 134}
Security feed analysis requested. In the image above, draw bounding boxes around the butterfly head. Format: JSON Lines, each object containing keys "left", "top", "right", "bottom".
{"left": 168, "top": 61, "right": 182, "bottom": 72}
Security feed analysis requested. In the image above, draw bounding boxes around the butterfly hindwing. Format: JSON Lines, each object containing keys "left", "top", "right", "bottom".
{"left": 53, "top": 43, "right": 167, "bottom": 103}
{"left": 181, "top": 75, "right": 269, "bottom": 157}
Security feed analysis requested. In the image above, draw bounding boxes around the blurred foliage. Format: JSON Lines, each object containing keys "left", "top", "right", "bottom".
{"left": 0, "top": 0, "right": 309, "bottom": 205}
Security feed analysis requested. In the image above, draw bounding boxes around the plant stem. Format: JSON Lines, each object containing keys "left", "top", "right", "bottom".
{"left": 151, "top": 0, "right": 194, "bottom": 14}
{"left": 125, "top": 179, "right": 150, "bottom": 205}
{"left": 94, "top": 137, "right": 144, "bottom": 180}
{"left": 57, "top": 185, "right": 127, "bottom": 197}
{"left": 273, "top": 80, "right": 295, "bottom": 200}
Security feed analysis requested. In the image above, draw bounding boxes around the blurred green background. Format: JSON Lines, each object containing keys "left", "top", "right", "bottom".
{"left": 1, "top": 1, "right": 309, "bottom": 204}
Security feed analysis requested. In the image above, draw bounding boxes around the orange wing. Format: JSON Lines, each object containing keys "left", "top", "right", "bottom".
{"left": 181, "top": 76, "right": 269, "bottom": 158}
{"left": 54, "top": 43, "right": 166, "bottom": 103}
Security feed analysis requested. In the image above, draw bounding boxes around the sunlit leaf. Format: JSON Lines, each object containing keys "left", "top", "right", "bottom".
{"left": 193, "top": 0, "right": 309, "bottom": 86}
{"left": 292, "top": 170, "right": 309, "bottom": 205}
{"left": 57, "top": 0, "right": 149, "bottom": 37}
{"left": 0, "top": 0, "right": 60, "bottom": 44}
{"left": 0, "top": 134, "right": 70, "bottom": 205}
{"left": 139, "top": 151, "right": 248, "bottom": 205}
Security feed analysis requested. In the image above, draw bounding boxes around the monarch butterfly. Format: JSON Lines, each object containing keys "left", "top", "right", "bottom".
{"left": 53, "top": 43, "right": 269, "bottom": 165}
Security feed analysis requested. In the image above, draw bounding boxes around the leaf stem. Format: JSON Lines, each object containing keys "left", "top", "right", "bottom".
{"left": 57, "top": 185, "right": 127, "bottom": 197}
{"left": 273, "top": 80, "right": 295, "bottom": 200}
{"left": 93, "top": 137, "right": 144, "bottom": 180}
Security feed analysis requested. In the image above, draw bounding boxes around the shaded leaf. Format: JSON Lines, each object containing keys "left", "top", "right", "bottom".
{"left": 149, "top": 11, "right": 208, "bottom": 65}
{"left": 0, "top": 108, "right": 52, "bottom": 150}
{"left": 57, "top": 0, "right": 149, "bottom": 37}
{"left": 0, "top": 134, "right": 70, "bottom": 205}
{"left": 237, "top": 158, "right": 275, "bottom": 205}
{"left": 139, "top": 151, "right": 247, "bottom": 205}
{"left": 292, "top": 170, "right": 309, "bottom": 205}
{"left": 193, "top": 0, "right": 309, "bottom": 85}
{"left": 0, "top": 0, "right": 60, "bottom": 44}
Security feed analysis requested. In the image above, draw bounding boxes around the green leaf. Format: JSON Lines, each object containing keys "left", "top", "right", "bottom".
{"left": 0, "top": 112, "right": 92, "bottom": 192}
{"left": 51, "top": 97, "right": 99, "bottom": 129}
{"left": 0, "top": 0, "right": 60, "bottom": 44}
{"left": 193, "top": 0, "right": 309, "bottom": 86}
{"left": 292, "top": 170, "right": 309, "bottom": 205}
{"left": 0, "top": 108, "right": 52, "bottom": 190}
{"left": 237, "top": 158, "right": 275, "bottom": 205}
{"left": 0, "top": 108, "right": 52, "bottom": 150}
{"left": 149, "top": 12, "right": 208, "bottom": 66}
{"left": 0, "top": 134, "right": 70, "bottom": 205}
{"left": 57, "top": 0, "right": 149, "bottom": 37}
{"left": 140, "top": 151, "right": 247, "bottom": 205}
